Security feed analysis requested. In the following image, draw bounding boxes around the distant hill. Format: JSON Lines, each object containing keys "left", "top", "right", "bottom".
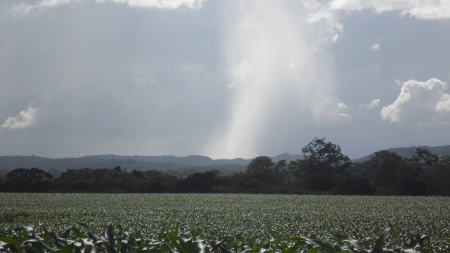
{"left": 82, "top": 155, "right": 214, "bottom": 166}
{"left": 0, "top": 153, "right": 304, "bottom": 176}
{"left": 0, "top": 155, "right": 184, "bottom": 171}
{"left": 2, "top": 145, "right": 449, "bottom": 174}
{"left": 353, "top": 145, "right": 450, "bottom": 163}
{"left": 271, "top": 153, "right": 304, "bottom": 162}
{"left": 84, "top": 154, "right": 243, "bottom": 166}
{"left": 84, "top": 153, "right": 303, "bottom": 166}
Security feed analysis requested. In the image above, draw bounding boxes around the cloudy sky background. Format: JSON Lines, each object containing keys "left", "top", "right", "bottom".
{"left": 1, "top": 0, "right": 449, "bottom": 159}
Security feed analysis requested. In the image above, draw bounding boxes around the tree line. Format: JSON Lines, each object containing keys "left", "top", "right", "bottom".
{"left": 1, "top": 138, "right": 449, "bottom": 195}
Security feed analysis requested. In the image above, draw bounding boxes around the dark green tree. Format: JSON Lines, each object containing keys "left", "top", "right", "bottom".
{"left": 7, "top": 168, "right": 53, "bottom": 180}
{"left": 411, "top": 148, "right": 439, "bottom": 166}
{"left": 246, "top": 156, "right": 275, "bottom": 174}
{"left": 131, "top": 169, "right": 145, "bottom": 179}
{"left": 302, "top": 138, "right": 351, "bottom": 171}
{"left": 297, "top": 138, "right": 352, "bottom": 191}
{"left": 362, "top": 150, "right": 424, "bottom": 195}
{"left": 424, "top": 155, "right": 450, "bottom": 195}
{"left": 176, "top": 170, "right": 219, "bottom": 193}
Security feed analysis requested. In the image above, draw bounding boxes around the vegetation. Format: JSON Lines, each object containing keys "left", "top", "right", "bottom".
{"left": 1, "top": 194, "right": 449, "bottom": 252}
{"left": 0, "top": 224, "right": 439, "bottom": 253}
{"left": 1, "top": 139, "right": 449, "bottom": 251}
{"left": 352, "top": 145, "right": 450, "bottom": 163}
{"left": 0, "top": 156, "right": 248, "bottom": 179}
{"left": 1, "top": 138, "right": 450, "bottom": 195}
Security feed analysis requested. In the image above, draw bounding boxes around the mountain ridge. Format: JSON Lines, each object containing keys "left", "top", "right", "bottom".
{"left": 82, "top": 153, "right": 304, "bottom": 166}
{"left": 0, "top": 153, "right": 303, "bottom": 176}
{"left": 1, "top": 144, "right": 450, "bottom": 173}
{"left": 352, "top": 145, "right": 450, "bottom": 163}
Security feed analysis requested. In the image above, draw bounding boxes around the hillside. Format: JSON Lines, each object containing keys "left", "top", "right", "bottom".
{"left": 3, "top": 144, "right": 448, "bottom": 176}
{"left": 353, "top": 145, "right": 450, "bottom": 163}
{"left": 0, "top": 155, "right": 185, "bottom": 171}
{"left": 0, "top": 153, "right": 304, "bottom": 177}
{"left": 84, "top": 153, "right": 303, "bottom": 166}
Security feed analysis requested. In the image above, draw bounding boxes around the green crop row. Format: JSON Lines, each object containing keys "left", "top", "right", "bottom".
{"left": 1, "top": 194, "right": 450, "bottom": 251}
{"left": 0, "top": 224, "right": 440, "bottom": 253}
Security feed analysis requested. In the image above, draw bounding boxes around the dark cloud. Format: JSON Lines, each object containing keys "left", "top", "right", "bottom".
{"left": 1, "top": 0, "right": 450, "bottom": 159}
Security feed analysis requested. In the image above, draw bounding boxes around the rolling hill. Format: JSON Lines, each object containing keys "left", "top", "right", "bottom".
{"left": 1, "top": 144, "right": 449, "bottom": 176}
{"left": 352, "top": 145, "right": 450, "bottom": 163}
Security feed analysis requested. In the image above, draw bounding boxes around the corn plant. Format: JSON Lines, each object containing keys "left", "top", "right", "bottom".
{"left": 0, "top": 224, "right": 442, "bottom": 253}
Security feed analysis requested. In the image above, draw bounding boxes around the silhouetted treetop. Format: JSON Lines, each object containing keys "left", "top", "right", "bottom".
{"left": 7, "top": 168, "right": 53, "bottom": 180}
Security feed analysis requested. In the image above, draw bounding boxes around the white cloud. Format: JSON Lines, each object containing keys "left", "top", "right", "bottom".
{"left": 313, "top": 97, "right": 352, "bottom": 124}
{"left": 8, "top": 0, "right": 204, "bottom": 17}
{"left": 303, "top": 0, "right": 450, "bottom": 51}
{"left": 329, "top": 0, "right": 450, "bottom": 20}
{"left": 107, "top": 0, "right": 204, "bottom": 9}
{"left": 371, "top": 43, "right": 380, "bottom": 51}
{"left": 365, "top": 38, "right": 380, "bottom": 51}
{"left": 436, "top": 94, "right": 450, "bottom": 112}
{"left": 8, "top": 0, "right": 82, "bottom": 17}
{"left": 306, "top": 11, "right": 328, "bottom": 24}
{"left": 302, "top": 0, "right": 344, "bottom": 48}
{"left": 360, "top": 99, "right": 380, "bottom": 109}
{"left": 1, "top": 107, "right": 39, "bottom": 130}
{"left": 381, "top": 78, "right": 450, "bottom": 123}
{"left": 394, "top": 79, "right": 404, "bottom": 85}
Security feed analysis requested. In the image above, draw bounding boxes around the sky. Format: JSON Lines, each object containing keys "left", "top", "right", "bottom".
{"left": 0, "top": 0, "right": 450, "bottom": 159}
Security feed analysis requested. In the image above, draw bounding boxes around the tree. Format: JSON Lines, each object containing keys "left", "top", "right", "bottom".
{"left": 246, "top": 156, "right": 275, "bottom": 174}
{"left": 424, "top": 155, "right": 450, "bottom": 195}
{"left": 7, "top": 168, "right": 53, "bottom": 180}
{"left": 176, "top": 170, "right": 219, "bottom": 193}
{"left": 365, "top": 150, "right": 403, "bottom": 172}
{"left": 48, "top": 168, "right": 60, "bottom": 178}
{"left": 131, "top": 169, "right": 145, "bottom": 179}
{"left": 362, "top": 150, "right": 406, "bottom": 194}
{"left": 411, "top": 148, "right": 439, "bottom": 166}
{"left": 286, "top": 160, "right": 303, "bottom": 187}
{"left": 0, "top": 168, "right": 11, "bottom": 178}
{"left": 301, "top": 138, "right": 351, "bottom": 176}
{"left": 302, "top": 138, "right": 350, "bottom": 166}
{"left": 296, "top": 138, "right": 352, "bottom": 192}
{"left": 275, "top": 160, "right": 287, "bottom": 171}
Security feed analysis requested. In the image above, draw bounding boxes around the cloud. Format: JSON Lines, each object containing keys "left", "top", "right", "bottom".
{"left": 227, "top": 61, "right": 253, "bottom": 89}
{"left": 302, "top": 0, "right": 343, "bottom": 48}
{"left": 8, "top": 0, "right": 82, "bottom": 17}
{"left": 132, "top": 78, "right": 147, "bottom": 83}
{"left": 306, "top": 11, "right": 328, "bottom": 24}
{"left": 107, "top": 0, "right": 204, "bottom": 9}
{"left": 371, "top": 43, "right": 380, "bottom": 51}
{"left": 364, "top": 38, "right": 380, "bottom": 51}
{"left": 206, "top": 0, "right": 340, "bottom": 158}
{"left": 394, "top": 79, "right": 404, "bottom": 85}
{"left": 381, "top": 78, "right": 450, "bottom": 123}
{"left": 8, "top": 0, "right": 204, "bottom": 17}
{"left": 304, "top": 0, "right": 450, "bottom": 51}
{"left": 1, "top": 106, "right": 39, "bottom": 130}
{"left": 329, "top": 0, "right": 450, "bottom": 20}
{"left": 360, "top": 99, "right": 380, "bottom": 109}
{"left": 313, "top": 97, "right": 352, "bottom": 124}
{"left": 436, "top": 94, "right": 450, "bottom": 112}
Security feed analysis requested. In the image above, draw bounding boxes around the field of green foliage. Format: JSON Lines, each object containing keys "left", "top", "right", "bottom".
{"left": 1, "top": 194, "right": 450, "bottom": 252}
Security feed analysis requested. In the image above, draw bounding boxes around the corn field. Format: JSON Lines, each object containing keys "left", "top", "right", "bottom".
{"left": 1, "top": 194, "right": 449, "bottom": 252}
